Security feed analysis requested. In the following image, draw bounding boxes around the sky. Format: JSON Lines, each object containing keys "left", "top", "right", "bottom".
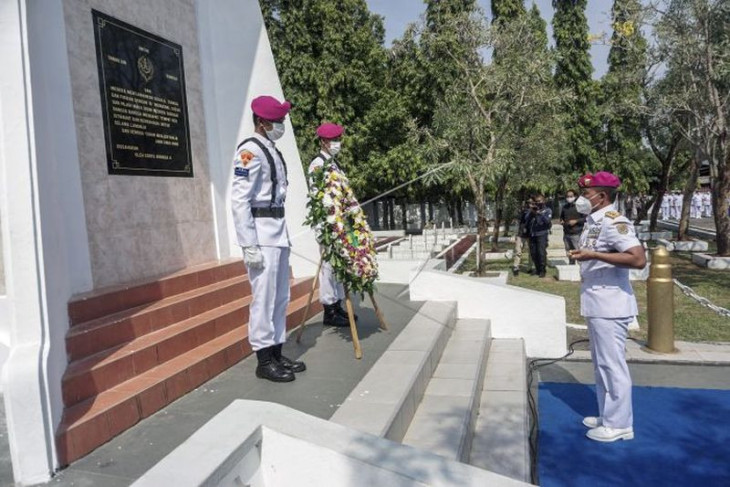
{"left": 365, "top": 0, "right": 615, "bottom": 79}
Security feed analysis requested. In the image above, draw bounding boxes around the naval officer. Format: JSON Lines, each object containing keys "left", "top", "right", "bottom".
{"left": 569, "top": 171, "right": 646, "bottom": 442}
{"left": 307, "top": 123, "right": 353, "bottom": 327}
{"left": 232, "top": 95, "right": 305, "bottom": 383}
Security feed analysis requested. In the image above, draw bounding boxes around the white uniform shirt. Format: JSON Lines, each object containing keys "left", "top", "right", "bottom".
{"left": 702, "top": 192, "right": 711, "bottom": 207}
{"left": 231, "top": 133, "right": 290, "bottom": 248}
{"left": 692, "top": 192, "right": 702, "bottom": 207}
{"left": 578, "top": 204, "right": 642, "bottom": 318}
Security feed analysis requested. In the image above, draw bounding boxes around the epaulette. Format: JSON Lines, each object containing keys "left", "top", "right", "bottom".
{"left": 605, "top": 210, "right": 621, "bottom": 219}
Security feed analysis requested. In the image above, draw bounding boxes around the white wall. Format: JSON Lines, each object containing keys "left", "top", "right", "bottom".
{"left": 195, "top": 0, "right": 318, "bottom": 278}
{"left": 410, "top": 270, "right": 567, "bottom": 358}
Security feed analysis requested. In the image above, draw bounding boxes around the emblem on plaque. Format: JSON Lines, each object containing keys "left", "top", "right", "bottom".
{"left": 137, "top": 55, "right": 154, "bottom": 83}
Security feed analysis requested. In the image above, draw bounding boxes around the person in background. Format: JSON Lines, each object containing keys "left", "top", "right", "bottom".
{"left": 560, "top": 189, "right": 585, "bottom": 265}
{"left": 701, "top": 189, "right": 712, "bottom": 218}
{"left": 527, "top": 194, "right": 552, "bottom": 278}
{"left": 512, "top": 198, "right": 533, "bottom": 276}
{"left": 691, "top": 190, "right": 702, "bottom": 219}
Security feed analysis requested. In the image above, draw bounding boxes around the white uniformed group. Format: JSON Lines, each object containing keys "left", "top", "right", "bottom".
{"left": 232, "top": 96, "right": 652, "bottom": 445}
{"left": 659, "top": 190, "right": 713, "bottom": 220}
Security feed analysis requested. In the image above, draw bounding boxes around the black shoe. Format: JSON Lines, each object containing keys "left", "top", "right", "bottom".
{"left": 538, "top": 272, "right": 547, "bottom": 278}
{"left": 255, "top": 347, "right": 295, "bottom": 382}
{"left": 512, "top": 267, "right": 519, "bottom": 276}
{"left": 272, "top": 344, "right": 306, "bottom": 373}
{"left": 323, "top": 304, "right": 350, "bottom": 327}
{"left": 334, "top": 300, "right": 358, "bottom": 321}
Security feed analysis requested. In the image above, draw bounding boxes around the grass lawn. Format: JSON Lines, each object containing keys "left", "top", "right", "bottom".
{"left": 459, "top": 244, "right": 730, "bottom": 343}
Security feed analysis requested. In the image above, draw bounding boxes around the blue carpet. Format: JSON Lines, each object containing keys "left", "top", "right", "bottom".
{"left": 538, "top": 382, "right": 730, "bottom": 487}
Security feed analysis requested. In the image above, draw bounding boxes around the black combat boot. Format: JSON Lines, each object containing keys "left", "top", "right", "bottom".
{"left": 272, "top": 343, "right": 306, "bottom": 372}
{"left": 255, "top": 347, "right": 295, "bottom": 382}
{"left": 333, "top": 300, "right": 357, "bottom": 321}
{"left": 323, "top": 303, "right": 350, "bottom": 327}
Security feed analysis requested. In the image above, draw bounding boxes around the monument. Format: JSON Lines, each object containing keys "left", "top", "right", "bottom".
{"left": 0, "top": 1, "right": 317, "bottom": 484}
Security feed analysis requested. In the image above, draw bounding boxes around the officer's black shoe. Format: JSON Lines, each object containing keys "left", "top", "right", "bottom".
{"left": 323, "top": 304, "right": 350, "bottom": 327}
{"left": 255, "top": 347, "right": 295, "bottom": 382}
{"left": 272, "top": 344, "right": 306, "bottom": 373}
{"left": 334, "top": 300, "right": 358, "bottom": 321}
{"left": 512, "top": 267, "right": 519, "bottom": 276}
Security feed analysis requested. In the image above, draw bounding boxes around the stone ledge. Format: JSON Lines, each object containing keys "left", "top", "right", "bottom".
{"left": 132, "top": 400, "right": 528, "bottom": 487}
{"left": 657, "top": 239, "right": 709, "bottom": 252}
{"left": 692, "top": 253, "right": 730, "bottom": 270}
{"left": 330, "top": 301, "right": 457, "bottom": 442}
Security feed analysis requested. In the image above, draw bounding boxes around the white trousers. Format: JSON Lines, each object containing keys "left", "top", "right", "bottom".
{"left": 246, "top": 246, "right": 290, "bottom": 351}
{"left": 691, "top": 205, "right": 701, "bottom": 218}
{"left": 319, "top": 261, "right": 344, "bottom": 305}
{"left": 703, "top": 205, "right": 712, "bottom": 217}
{"left": 587, "top": 316, "right": 633, "bottom": 429}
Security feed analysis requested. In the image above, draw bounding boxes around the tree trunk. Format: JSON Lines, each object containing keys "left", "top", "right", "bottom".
{"left": 491, "top": 183, "right": 505, "bottom": 252}
{"left": 647, "top": 194, "right": 661, "bottom": 232}
{"left": 713, "top": 153, "right": 730, "bottom": 256}
{"left": 678, "top": 154, "right": 700, "bottom": 241}
{"left": 428, "top": 200, "right": 434, "bottom": 222}
{"left": 372, "top": 202, "right": 380, "bottom": 230}
{"left": 400, "top": 199, "right": 408, "bottom": 231}
{"left": 457, "top": 200, "right": 464, "bottom": 226}
{"left": 474, "top": 192, "right": 488, "bottom": 276}
{"left": 388, "top": 198, "right": 395, "bottom": 230}
{"left": 419, "top": 201, "right": 427, "bottom": 228}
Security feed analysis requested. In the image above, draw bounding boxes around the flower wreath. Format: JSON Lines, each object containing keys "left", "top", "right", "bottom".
{"left": 305, "top": 163, "right": 378, "bottom": 295}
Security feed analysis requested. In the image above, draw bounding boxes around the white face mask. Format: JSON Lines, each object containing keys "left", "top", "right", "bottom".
{"left": 265, "top": 122, "right": 285, "bottom": 141}
{"left": 566, "top": 197, "right": 576, "bottom": 204}
{"left": 575, "top": 194, "right": 600, "bottom": 215}
{"left": 328, "top": 141, "right": 342, "bottom": 156}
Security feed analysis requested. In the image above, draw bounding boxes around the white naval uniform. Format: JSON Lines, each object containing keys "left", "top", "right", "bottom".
{"left": 579, "top": 204, "right": 641, "bottom": 430}
{"left": 308, "top": 151, "right": 345, "bottom": 305}
{"left": 702, "top": 192, "right": 712, "bottom": 217}
{"left": 660, "top": 195, "right": 669, "bottom": 220}
{"left": 232, "top": 133, "right": 290, "bottom": 351}
{"left": 691, "top": 192, "right": 702, "bottom": 219}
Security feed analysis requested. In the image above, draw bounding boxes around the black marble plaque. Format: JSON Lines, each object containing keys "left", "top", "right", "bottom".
{"left": 93, "top": 10, "right": 193, "bottom": 177}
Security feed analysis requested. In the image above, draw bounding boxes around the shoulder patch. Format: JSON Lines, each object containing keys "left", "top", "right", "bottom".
{"left": 239, "top": 150, "right": 255, "bottom": 167}
{"left": 234, "top": 167, "right": 249, "bottom": 178}
{"left": 615, "top": 223, "right": 630, "bottom": 235}
{"left": 605, "top": 210, "right": 621, "bottom": 219}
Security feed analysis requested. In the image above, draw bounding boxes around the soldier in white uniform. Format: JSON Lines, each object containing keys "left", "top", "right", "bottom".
{"left": 569, "top": 171, "right": 647, "bottom": 443}
{"left": 308, "top": 123, "right": 351, "bottom": 327}
{"left": 659, "top": 193, "right": 669, "bottom": 220}
{"left": 691, "top": 191, "right": 702, "bottom": 219}
{"left": 701, "top": 190, "right": 712, "bottom": 218}
{"left": 232, "top": 95, "right": 305, "bottom": 383}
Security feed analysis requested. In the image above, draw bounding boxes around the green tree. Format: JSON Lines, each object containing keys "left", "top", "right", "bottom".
{"left": 491, "top": 0, "right": 526, "bottom": 22}
{"left": 425, "top": 11, "right": 565, "bottom": 273}
{"left": 552, "top": 0, "right": 600, "bottom": 173}
{"left": 653, "top": 0, "right": 730, "bottom": 254}
{"left": 261, "top": 0, "right": 389, "bottom": 196}
{"left": 598, "top": 0, "right": 651, "bottom": 193}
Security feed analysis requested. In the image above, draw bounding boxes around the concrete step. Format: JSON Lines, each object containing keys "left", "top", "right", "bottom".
{"left": 65, "top": 273, "right": 252, "bottom": 361}
{"left": 469, "top": 338, "right": 530, "bottom": 483}
{"left": 330, "top": 301, "right": 457, "bottom": 441}
{"left": 56, "top": 288, "right": 321, "bottom": 466}
{"left": 401, "top": 319, "right": 491, "bottom": 462}
{"left": 56, "top": 258, "right": 322, "bottom": 467}
{"left": 67, "top": 258, "right": 246, "bottom": 324}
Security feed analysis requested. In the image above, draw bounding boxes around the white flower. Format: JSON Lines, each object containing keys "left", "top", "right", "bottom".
{"left": 327, "top": 215, "right": 336, "bottom": 224}
{"left": 322, "top": 194, "right": 334, "bottom": 208}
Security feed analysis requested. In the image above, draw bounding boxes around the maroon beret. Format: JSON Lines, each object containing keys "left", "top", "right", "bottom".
{"left": 251, "top": 95, "right": 291, "bottom": 121}
{"left": 316, "top": 122, "right": 344, "bottom": 139}
{"left": 578, "top": 171, "right": 621, "bottom": 189}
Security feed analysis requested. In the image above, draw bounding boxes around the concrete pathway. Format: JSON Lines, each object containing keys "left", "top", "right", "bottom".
{"left": 1, "top": 284, "right": 422, "bottom": 487}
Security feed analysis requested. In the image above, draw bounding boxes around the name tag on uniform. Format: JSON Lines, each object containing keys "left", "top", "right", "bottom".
{"left": 235, "top": 167, "right": 249, "bottom": 178}
{"left": 587, "top": 227, "right": 601, "bottom": 238}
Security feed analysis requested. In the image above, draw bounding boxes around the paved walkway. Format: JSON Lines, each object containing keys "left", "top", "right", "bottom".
{"left": 1, "top": 284, "right": 423, "bottom": 487}
{"left": 2, "top": 281, "right": 730, "bottom": 486}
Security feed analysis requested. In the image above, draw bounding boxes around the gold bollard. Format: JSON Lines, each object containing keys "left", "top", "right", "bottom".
{"left": 645, "top": 246, "right": 678, "bottom": 353}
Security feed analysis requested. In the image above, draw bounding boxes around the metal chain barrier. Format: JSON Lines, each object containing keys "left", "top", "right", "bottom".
{"left": 673, "top": 279, "right": 730, "bottom": 318}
